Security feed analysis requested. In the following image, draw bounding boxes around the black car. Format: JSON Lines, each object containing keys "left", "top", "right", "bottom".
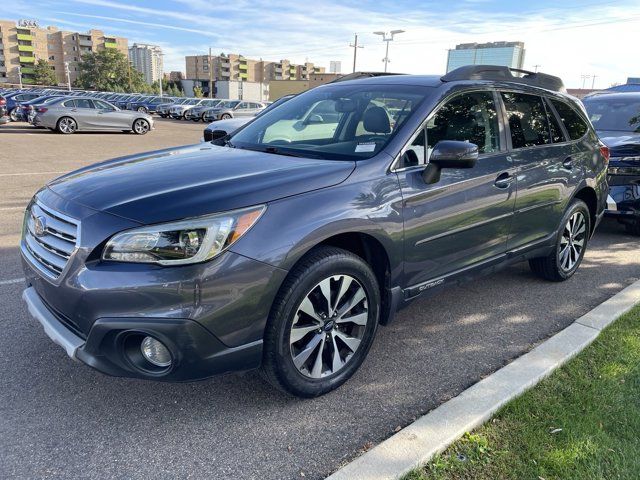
{"left": 583, "top": 92, "right": 640, "bottom": 234}
{"left": 21, "top": 66, "right": 608, "bottom": 397}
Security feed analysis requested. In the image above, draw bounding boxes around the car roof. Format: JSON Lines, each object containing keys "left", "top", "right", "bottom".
{"left": 332, "top": 74, "right": 443, "bottom": 88}
{"left": 583, "top": 91, "right": 640, "bottom": 101}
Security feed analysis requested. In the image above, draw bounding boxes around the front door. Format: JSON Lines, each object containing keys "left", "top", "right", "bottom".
{"left": 397, "top": 90, "right": 516, "bottom": 290}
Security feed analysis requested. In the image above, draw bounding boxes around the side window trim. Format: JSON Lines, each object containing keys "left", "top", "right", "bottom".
{"left": 391, "top": 88, "right": 504, "bottom": 172}
{"left": 543, "top": 97, "right": 569, "bottom": 144}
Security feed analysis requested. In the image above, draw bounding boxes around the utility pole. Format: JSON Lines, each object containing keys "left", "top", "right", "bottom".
{"left": 373, "top": 30, "right": 405, "bottom": 73}
{"left": 591, "top": 74, "right": 598, "bottom": 89}
{"left": 349, "top": 34, "right": 364, "bottom": 73}
{"left": 64, "top": 62, "right": 71, "bottom": 91}
{"left": 208, "top": 47, "right": 214, "bottom": 98}
{"left": 17, "top": 65, "right": 23, "bottom": 89}
{"left": 580, "top": 74, "right": 590, "bottom": 89}
{"left": 533, "top": 64, "right": 541, "bottom": 73}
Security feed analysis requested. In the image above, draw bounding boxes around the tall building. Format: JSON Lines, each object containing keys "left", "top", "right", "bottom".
{"left": 129, "top": 43, "right": 163, "bottom": 85}
{"left": 0, "top": 19, "right": 127, "bottom": 85}
{"left": 185, "top": 53, "right": 325, "bottom": 91}
{"left": 446, "top": 41, "right": 525, "bottom": 73}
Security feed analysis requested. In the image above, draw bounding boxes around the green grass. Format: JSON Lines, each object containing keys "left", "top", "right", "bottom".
{"left": 404, "top": 305, "right": 640, "bottom": 480}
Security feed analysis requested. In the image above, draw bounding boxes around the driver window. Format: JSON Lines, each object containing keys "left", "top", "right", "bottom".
{"left": 426, "top": 91, "right": 500, "bottom": 160}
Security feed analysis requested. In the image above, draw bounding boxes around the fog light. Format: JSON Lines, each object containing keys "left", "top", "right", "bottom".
{"left": 140, "top": 336, "right": 172, "bottom": 367}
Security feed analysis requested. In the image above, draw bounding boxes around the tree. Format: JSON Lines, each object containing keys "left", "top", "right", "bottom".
{"left": 33, "top": 59, "right": 57, "bottom": 86}
{"left": 193, "top": 85, "right": 203, "bottom": 98}
{"left": 76, "top": 49, "right": 146, "bottom": 92}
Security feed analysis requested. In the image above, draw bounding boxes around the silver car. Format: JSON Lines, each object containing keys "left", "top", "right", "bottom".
{"left": 202, "top": 100, "right": 266, "bottom": 122}
{"left": 169, "top": 98, "right": 206, "bottom": 119}
{"left": 31, "top": 97, "right": 154, "bottom": 135}
{"left": 184, "top": 99, "right": 227, "bottom": 121}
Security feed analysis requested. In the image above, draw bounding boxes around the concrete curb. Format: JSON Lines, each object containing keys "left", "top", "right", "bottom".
{"left": 327, "top": 279, "right": 640, "bottom": 480}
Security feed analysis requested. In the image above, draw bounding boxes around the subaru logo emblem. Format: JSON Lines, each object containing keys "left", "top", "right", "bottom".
{"left": 33, "top": 215, "right": 46, "bottom": 237}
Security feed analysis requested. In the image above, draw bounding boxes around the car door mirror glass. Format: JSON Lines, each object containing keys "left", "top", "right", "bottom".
{"left": 422, "top": 140, "right": 478, "bottom": 184}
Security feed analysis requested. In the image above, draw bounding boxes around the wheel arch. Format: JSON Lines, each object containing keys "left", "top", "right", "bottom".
{"left": 571, "top": 185, "right": 599, "bottom": 235}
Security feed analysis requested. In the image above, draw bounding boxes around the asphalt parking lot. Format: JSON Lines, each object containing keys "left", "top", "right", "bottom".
{"left": 1, "top": 119, "right": 639, "bottom": 480}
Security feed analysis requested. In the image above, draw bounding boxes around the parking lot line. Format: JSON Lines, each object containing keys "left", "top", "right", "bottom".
{"left": 0, "top": 277, "right": 25, "bottom": 286}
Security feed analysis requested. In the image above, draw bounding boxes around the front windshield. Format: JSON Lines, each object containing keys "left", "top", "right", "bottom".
{"left": 584, "top": 97, "right": 640, "bottom": 133}
{"left": 230, "top": 84, "right": 428, "bottom": 160}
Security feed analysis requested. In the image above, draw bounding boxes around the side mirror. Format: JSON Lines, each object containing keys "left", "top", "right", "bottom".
{"left": 422, "top": 140, "right": 478, "bottom": 184}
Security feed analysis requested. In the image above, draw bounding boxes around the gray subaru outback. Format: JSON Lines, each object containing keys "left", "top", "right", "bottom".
{"left": 21, "top": 66, "right": 608, "bottom": 397}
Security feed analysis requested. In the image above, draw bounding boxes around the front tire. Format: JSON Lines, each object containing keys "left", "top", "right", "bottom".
{"left": 261, "top": 247, "right": 380, "bottom": 397}
{"left": 220, "top": 113, "right": 232, "bottom": 120}
{"left": 9, "top": 108, "right": 19, "bottom": 122}
{"left": 529, "top": 199, "right": 591, "bottom": 281}
{"left": 137, "top": 106, "right": 147, "bottom": 113}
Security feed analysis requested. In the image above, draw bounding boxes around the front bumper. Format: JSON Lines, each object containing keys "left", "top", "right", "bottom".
{"left": 23, "top": 286, "right": 264, "bottom": 381}
{"left": 604, "top": 180, "right": 640, "bottom": 222}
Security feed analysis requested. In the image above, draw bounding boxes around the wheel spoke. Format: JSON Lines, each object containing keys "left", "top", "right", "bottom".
{"left": 560, "top": 245, "right": 571, "bottom": 270}
{"left": 293, "top": 334, "right": 323, "bottom": 370}
{"left": 334, "top": 275, "right": 353, "bottom": 313}
{"left": 318, "top": 277, "right": 333, "bottom": 316}
{"left": 310, "top": 336, "right": 326, "bottom": 378}
{"left": 336, "top": 312, "right": 368, "bottom": 326}
{"left": 298, "top": 297, "right": 323, "bottom": 323}
{"left": 337, "top": 287, "right": 366, "bottom": 319}
{"left": 290, "top": 324, "right": 320, "bottom": 343}
{"left": 573, "top": 237, "right": 585, "bottom": 248}
{"left": 330, "top": 334, "right": 344, "bottom": 372}
{"left": 335, "top": 331, "right": 361, "bottom": 352}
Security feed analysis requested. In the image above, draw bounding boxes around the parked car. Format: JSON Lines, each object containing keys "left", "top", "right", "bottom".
{"left": 31, "top": 97, "right": 153, "bottom": 134}
{"left": 5, "top": 91, "right": 43, "bottom": 121}
{"left": 203, "top": 94, "right": 295, "bottom": 141}
{"left": 0, "top": 100, "right": 8, "bottom": 125}
{"left": 169, "top": 98, "right": 206, "bottom": 119}
{"left": 202, "top": 100, "right": 266, "bottom": 122}
{"left": 583, "top": 92, "right": 640, "bottom": 234}
{"left": 184, "top": 99, "right": 226, "bottom": 121}
{"left": 21, "top": 66, "right": 607, "bottom": 397}
{"left": 157, "top": 97, "right": 189, "bottom": 117}
{"left": 15, "top": 95, "right": 65, "bottom": 121}
{"left": 128, "top": 96, "right": 175, "bottom": 113}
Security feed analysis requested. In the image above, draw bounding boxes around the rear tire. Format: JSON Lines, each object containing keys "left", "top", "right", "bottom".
{"left": 261, "top": 246, "right": 380, "bottom": 397}
{"left": 529, "top": 199, "right": 591, "bottom": 281}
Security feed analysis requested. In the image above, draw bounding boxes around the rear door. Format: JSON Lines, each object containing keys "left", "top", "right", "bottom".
{"left": 501, "top": 92, "right": 578, "bottom": 250}
{"left": 66, "top": 98, "right": 96, "bottom": 128}
{"left": 398, "top": 90, "right": 517, "bottom": 289}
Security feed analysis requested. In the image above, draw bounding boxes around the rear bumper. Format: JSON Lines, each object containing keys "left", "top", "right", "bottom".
{"left": 604, "top": 183, "right": 640, "bottom": 221}
{"left": 22, "top": 285, "right": 264, "bottom": 381}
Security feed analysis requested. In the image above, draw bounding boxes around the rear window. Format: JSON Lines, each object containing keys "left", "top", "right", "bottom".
{"left": 550, "top": 100, "right": 589, "bottom": 140}
{"left": 501, "top": 92, "right": 551, "bottom": 148}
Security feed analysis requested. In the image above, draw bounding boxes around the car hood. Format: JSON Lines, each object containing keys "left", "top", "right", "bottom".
{"left": 205, "top": 117, "right": 250, "bottom": 131}
{"left": 597, "top": 131, "right": 640, "bottom": 157}
{"left": 47, "top": 144, "right": 356, "bottom": 224}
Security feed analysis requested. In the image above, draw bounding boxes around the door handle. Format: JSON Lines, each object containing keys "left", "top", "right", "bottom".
{"left": 563, "top": 156, "right": 573, "bottom": 170}
{"left": 494, "top": 172, "right": 513, "bottom": 189}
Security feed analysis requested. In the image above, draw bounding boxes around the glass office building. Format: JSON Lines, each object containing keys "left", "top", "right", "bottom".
{"left": 446, "top": 41, "right": 526, "bottom": 73}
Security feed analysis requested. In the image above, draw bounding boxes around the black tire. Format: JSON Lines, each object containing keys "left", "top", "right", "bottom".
{"left": 9, "top": 108, "right": 19, "bottom": 122}
{"left": 56, "top": 116, "right": 77, "bottom": 134}
{"left": 529, "top": 199, "right": 591, "bottom": 281}
{"left": 132, "top": 118, "right": 150, "bottom": 135}
{"left": 261, "top": 246, "right": 380, "bottom": 397}
{"left": 137, "top": 106, "right": 147, "bottom": 113}
{"left": 221, "top": 113, "right": 232, "bottom": 120}
{"left": 624, "top": 220, "right": 640, "bottom": 236}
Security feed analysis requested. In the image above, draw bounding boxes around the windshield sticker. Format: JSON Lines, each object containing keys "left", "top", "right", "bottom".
{"left": 355, "top": 142, "right": 377, "bottom": 153}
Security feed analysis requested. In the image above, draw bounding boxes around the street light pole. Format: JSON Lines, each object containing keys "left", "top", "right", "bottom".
{"left": 17, "top": 65, "right": 23, "bottom": 89}
{"left": 373, "top": 30, "right": 405, "bottom": 73}
{"left": 208, "top": 47, "right": 214, "bottom": 98}
{"left": 349, "top": 34, "right": 364, "bottom": 73}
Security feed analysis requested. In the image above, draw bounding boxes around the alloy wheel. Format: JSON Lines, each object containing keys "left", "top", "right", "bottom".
{"left": 289, "top": 274, "right": 369, "bottom": 379}
{"left": 58, "top": 117, "right": 77, "bottom": 133}
{"left": 559, "top": 211, "right": 586, "bottom": 271}
{"left": 133, "top": 119, "right": 150, "bottom": 134}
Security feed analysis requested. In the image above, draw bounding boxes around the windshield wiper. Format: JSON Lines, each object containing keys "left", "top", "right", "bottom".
{"left": 262, "top": 146, "right": 322, "bottom": 159}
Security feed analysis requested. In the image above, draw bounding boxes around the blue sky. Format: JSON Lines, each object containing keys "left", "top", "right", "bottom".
{"left": 2, "top": 0, "right": 639, "bottom": 87}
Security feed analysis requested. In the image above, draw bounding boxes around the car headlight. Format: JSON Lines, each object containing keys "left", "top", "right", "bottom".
{"left": 102, "top": 205, "right": 265, "bottom": 265}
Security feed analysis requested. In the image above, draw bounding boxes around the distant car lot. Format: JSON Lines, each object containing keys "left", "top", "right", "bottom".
{"left": 1, "top": 117, "right": 639, "bottom": 479}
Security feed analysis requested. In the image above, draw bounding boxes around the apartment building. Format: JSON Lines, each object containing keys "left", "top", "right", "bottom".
{"left": 0, "top": 19, "right": 127, "bottom": 85}
{"left": 129, "top": 43, "right": 163, "bottom": 85}
{"left": 185, "top": 53, "right": 325, "bottom": 85}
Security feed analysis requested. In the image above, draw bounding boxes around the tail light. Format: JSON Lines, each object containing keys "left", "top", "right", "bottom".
{"left": 599, "top": 143, "right": 610, "bottom": 166}
{"left": 37, "top": 107, "right": 48, "bottom": 113}
{"left": 27, "top": 105, "right": 34, "bottom": 111}
{"left": 0, "top": 97, "right": 5, "bottom": 106}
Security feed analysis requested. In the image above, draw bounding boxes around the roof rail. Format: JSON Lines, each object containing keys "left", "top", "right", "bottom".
{"left": 327, "top": 71, "right": 405, "bottom": 83}
{"left": 441, "top": 65, "right": 565, "bottom": 92}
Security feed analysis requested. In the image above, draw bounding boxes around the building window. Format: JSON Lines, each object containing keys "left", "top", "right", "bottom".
{"left": 49, "top": 55, "right": 55, "bottom": 60}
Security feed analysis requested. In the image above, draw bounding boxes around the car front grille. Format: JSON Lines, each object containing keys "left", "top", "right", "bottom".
{"left": 22, "top": 202, "right": 79, "bottom": 280}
